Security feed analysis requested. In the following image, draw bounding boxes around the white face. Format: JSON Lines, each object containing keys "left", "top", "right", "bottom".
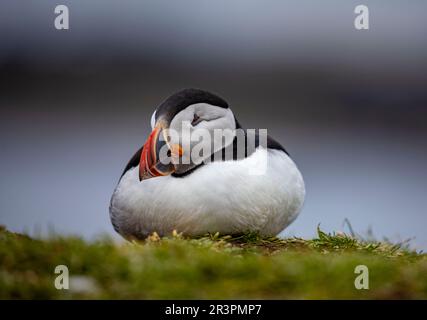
{"left": 150, "top": 110, "right": 157, "bottom": 130}
{"left": 163, "top": 103, "right": 236, "bottom": 174}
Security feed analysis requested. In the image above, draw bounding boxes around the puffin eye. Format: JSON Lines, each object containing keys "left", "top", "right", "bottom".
{"left": 191, "top": 113, "right": 202, "bottom": 126}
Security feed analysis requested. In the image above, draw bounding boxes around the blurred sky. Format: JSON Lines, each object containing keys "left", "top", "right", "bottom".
{"left": 0, "top": 1, "right": 426, "bottom": 249}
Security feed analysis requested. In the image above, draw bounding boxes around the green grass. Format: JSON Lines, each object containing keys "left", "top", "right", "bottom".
{"left": 0, "top": 225, "right": 426, "bottom": 299}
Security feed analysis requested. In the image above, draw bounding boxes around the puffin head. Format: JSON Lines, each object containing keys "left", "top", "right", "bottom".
{"left": 139, "top": 89, "right": 237, "bottom": 181}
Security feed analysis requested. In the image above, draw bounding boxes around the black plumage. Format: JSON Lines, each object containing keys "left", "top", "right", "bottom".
{"left": 121, "top": 89, "right": 288, "bottom": 179}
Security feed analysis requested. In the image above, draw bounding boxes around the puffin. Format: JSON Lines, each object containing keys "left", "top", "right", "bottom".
{"left": 110, "top": 89, "right": 305, "bottom": 240}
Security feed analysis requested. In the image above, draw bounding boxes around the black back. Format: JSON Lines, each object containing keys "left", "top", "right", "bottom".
{"left": 155, "top": 88, "right": 229, "bottom": 124}
{"left": 120, "top": 89, "right": 288, "bottom": 178}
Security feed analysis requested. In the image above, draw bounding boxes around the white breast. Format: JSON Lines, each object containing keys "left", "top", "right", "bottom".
{"left": 110, "top": 148, "right": 305, "bottom": 239}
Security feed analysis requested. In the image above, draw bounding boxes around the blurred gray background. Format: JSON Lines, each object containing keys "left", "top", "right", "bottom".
{"left": 1, "top": 1, "right": 426, "bottom": 249}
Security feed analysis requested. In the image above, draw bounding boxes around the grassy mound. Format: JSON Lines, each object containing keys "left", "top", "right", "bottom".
{"left": 0, "top": 225, "right": 426, "bottom": 299}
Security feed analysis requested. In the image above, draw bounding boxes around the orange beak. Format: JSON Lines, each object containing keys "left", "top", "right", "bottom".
{"left": 139, "top": 125, "right": 175, "bottom": 181}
